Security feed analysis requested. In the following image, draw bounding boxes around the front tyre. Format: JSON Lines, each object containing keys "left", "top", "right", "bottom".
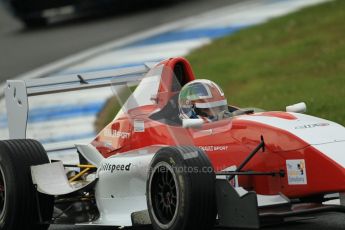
{"left": 0, "top": 139, "right": 54, "bottom": 230}
{"left": 147, "top": 146, "right": 216, "bottom": 230}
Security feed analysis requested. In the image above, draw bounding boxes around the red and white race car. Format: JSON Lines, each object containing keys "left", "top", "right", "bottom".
{"left": 1, "top": 57, "right": 345, "bottom": 230}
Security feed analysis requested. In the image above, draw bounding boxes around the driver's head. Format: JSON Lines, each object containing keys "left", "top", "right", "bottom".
{"left": 178, "top": 79, "right": 230, "bottom": 121}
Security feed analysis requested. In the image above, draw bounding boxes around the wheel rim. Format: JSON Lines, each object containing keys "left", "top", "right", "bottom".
{"left": 0, "top": 165, "right": 6, "bottom": 219}
{"left": 149, "top": 162, "right": 179, "bottom": 228}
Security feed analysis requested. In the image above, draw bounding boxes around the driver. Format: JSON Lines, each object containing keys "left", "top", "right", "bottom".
{"left": 178, "top": 79, "right": 231, "bottom": 122}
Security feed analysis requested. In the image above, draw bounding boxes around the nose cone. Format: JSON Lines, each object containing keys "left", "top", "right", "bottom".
{"left": 237, "top": 112, "right": 345, "bottom": 145}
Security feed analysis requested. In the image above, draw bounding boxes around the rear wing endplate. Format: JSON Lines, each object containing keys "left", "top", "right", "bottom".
{"left": 4, "top": 65, "right": 151, "bottom": 140}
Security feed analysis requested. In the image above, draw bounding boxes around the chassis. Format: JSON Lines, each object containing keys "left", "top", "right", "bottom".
{"left": 1, "top": 57, "right": 345, "bottom": 230}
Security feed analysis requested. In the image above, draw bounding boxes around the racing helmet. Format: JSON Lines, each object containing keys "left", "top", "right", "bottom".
{"left": 178, "top": 79, "right": 230, "bottom": 121}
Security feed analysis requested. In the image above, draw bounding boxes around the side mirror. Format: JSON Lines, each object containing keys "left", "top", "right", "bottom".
{"left": 182, "top": 119, "right": 204, "bottom": 129}
{"left": 286, "top": 102, "right": 307, "bottom": 113}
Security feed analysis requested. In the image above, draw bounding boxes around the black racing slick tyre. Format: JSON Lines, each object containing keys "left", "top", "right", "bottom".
{"left": 147, "top": 146, "right": 217, "bottom": 230}
{"left": 0, "top": 139, "right": 54, "bottom": 230}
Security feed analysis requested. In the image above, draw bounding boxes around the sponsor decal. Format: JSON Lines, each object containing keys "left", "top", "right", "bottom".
{"left": 294, "top": 123, "right": 330, "bottom": 130}
{"left": 286, "top": 159, "right": 307, "bottom": 185}
{"left": 134, "top": 120, "right": 145, "bottom": 132}
{"left": 104, "top": 129, "right": 130, "bottom": 139}
{"left": 183, "top": 151, "right": 199, "bottom": 160}
{"left": 100, "top": 163, "right": 132, "bottom": 172}
{"left": 198, "top": 145, "right": 229, "bottom": 152}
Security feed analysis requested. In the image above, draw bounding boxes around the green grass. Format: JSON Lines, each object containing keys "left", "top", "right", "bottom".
{"left": 186, "top": 0, "right": 345, "bottom": 125}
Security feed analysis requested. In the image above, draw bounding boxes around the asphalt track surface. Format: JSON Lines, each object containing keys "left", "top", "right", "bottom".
{"left": 1, "top": 0, "right": 345, "bottom": 229}
{"left": 0, "top": 0, "right": 243, "bottom": 81}
{"left": 50, "top": 213, "right": 345, "bottom": 230}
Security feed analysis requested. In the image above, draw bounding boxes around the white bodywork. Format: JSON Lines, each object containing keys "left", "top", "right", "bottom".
{"left": 93, "top": 146, "right": 162, "bottom": 226}
{"left": 76, "top": 144, "right": 104, "bottom": 167}
{"left": 235, "top": 187, "right": 289, "bottom": 208}
{"left": 286, "top": 102, "right": 307, "bottom": 114}
{"left": 312, "top": 142, "right": 345, "bottom": 169}
{"left": 31, "top": 161, "right": 94, "bottom": 195}
{"left": 32, "top": 145, "right": 163, "bottom": 226}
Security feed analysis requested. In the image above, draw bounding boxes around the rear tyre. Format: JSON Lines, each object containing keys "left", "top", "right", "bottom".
{"left": 0, "top": 139, "right": 54, "bottom": 230}
{"left": 147, "top": 146, "right": 216, "bottom": 230}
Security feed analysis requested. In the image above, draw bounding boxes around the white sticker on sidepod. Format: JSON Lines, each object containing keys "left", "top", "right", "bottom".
{"left": 183, "top": 151, "right": 199, "bottom": 160}
{"left": 134, "top": 120, "right": 145, "bottom": 132}
{"left": 199, "top": 145, "right": 229, "bottom": 152}
{"left": 286, "top": 159, "right": 307, "bottom": 185}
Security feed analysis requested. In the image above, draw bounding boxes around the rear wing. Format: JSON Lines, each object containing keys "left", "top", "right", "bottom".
{"left": 4, "top": 65, "right": 152, "bottom": 142}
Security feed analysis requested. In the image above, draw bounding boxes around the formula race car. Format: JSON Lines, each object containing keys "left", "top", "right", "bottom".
{"left": 1, "top": 57, "right": 345, "bottom": 230}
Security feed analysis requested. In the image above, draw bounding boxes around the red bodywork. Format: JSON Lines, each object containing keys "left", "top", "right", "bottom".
{"left": 92, "top": 57, "right": 345, "bottom": 198}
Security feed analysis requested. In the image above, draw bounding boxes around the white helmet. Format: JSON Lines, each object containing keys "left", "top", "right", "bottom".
{"left": 178, "top": 80, "right": 230, "bottom": 121}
